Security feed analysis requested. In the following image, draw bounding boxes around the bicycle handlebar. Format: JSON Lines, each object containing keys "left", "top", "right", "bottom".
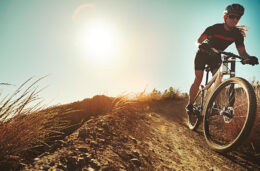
{"left": 211, "top": 48, "right": 242, "bottom": 60}
{"left": 199, "top": 47, "right": 258, "bottom": 65}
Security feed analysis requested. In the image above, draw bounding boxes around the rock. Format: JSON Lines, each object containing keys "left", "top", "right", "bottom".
{"left": 43, "top": 166, "right": 50, "bottom": 171}
{"left": 128, "top": 153, "right": 135, "bottom": 160}
{"left": 50, "top": 161, "right": 55, "bottom": 166}
{"left": 34, "top": 158, "right": 40, "bottom": 161}
{"left": 118, "top": 151, "right": 130, "bottom": 161}
{"left": 90, "top": 140, "right": 98, "bottom": 147}
{"left": 129, "top": 136, "right": 137, "bottom": 144}
{"left": 80, "top": 153, "right": 92, "bottom": 159}
{"left": 130, "top": 158, "right": 141, "bottom": 167}
{"left": 57, "top": 163, "right": 66, "bottom": 170}
{"left": 60, "top": 156, "right": 67, "bottom": 164}
{"left": 87, "top": 167, "right": 95, "bottom": 171}
{"left": 89, "top": 159, "right": 101, "bottom": 170}
{"left": 97, "top": 128, "right": 103, "bottom": 133}
{"left": 78, "top": 157, "right": 86, "bottom": 167}
{"left": 78, "top": 128, "right": 87, "bottom": 139}
{"left": 71, "top": 151, "right": 78, "bottom": 156}
{"left": 98, "top": 138, "right": 106, "bottom": 144}
{"left": 78, "top": 147, "right": 88, "bottom": 153}
{"left": 133, "top": 150, "right": 140, "bottom": 157}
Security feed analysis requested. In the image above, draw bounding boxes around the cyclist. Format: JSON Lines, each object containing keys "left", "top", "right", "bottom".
{"left": 186, "top": 3, "right": 258, "bottom": 115}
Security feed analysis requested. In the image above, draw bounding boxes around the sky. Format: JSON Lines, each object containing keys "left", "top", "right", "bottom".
{"left": 0, "top": 0, "right": 260, "bottom": 106}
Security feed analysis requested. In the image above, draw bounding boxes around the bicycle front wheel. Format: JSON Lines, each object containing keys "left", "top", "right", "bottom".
{"left": 203, "top": 77, "right": 257, "bottom": 152}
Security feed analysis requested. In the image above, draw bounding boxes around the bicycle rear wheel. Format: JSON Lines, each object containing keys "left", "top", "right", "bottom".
{"left": 203, "top": 77, "right": 257, "bottom": 152}
{"left": 188, "top": 90, "right": 203, "bottom": 130}
{"left": 188, "top": 113, "right": 200, "bottom": 130}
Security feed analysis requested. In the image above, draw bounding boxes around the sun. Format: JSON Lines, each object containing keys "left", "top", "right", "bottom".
{"left": 78, "top": 22, "right": 119, "bottom": 62}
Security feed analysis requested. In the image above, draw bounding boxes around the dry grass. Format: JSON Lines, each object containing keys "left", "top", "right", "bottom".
{"left": 246, "top": 88, "right": 260, "bottom": 156}
{"left": 0, "top": 109, "right": 71, "bottom": 167}
{"left": 0, "top": 77, "right": 45, "bottom": 122}
{"left": 0, "top": 79, "right": 116, "bottom": 170}
{"left": 0, "top": 82, "right": 185, "bottom": 170}
{"left": 134, "top": 87, "right": 187, "bottom": 103}
{"left": 0, "top": 77, "right": 72, "bottom": 169}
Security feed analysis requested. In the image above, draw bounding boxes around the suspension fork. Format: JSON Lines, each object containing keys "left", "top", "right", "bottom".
{"left": 228, "top": 60, "right": 236, "bottom": 107}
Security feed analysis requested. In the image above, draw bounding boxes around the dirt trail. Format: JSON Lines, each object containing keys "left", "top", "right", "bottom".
{"left": 24, "top": 99, "right": 260, "bottom": 170}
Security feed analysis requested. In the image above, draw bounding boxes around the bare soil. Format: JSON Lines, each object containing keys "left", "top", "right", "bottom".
{"left": 22, "top": 99, "right": 260, "bottom": 170}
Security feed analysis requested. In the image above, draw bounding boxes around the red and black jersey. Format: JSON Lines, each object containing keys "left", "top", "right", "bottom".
{"left": 201, "top": 23, "right": 244, "bottom": 51}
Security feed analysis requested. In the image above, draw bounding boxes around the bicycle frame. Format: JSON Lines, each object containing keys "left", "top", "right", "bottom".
{"left": 194, "top": 49, "right": 240, "bottom": 114}
{"left": 204, "top": 57, "right": 236, "bottom": 90}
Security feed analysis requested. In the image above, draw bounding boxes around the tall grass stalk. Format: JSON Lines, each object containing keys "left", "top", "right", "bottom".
{"left": 0, "top": 76, "right": 69, "bottom": 169}
{"left": 0, "top": 76, "right": 46, "bottom": 122}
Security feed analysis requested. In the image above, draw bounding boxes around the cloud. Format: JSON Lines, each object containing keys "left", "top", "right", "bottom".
{"left": 72, "top": 3, "right": 95, "bottom": 21}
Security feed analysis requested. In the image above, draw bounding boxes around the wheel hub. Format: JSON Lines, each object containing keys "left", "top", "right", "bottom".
{"left": 220, "top": 107, "right": 234, "bottom": 123}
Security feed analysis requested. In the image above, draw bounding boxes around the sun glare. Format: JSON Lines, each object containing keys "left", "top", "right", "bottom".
{"left": 77, "top": 22, "right": 119, "bottom": 62}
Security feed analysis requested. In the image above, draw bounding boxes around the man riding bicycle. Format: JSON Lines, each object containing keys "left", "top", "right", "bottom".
{"left": 186, "top": 3, "right": 259, "bottom": 115}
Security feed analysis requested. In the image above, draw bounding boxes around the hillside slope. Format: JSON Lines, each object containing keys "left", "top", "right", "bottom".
{"left": 23, "top": 98, "right": 260, "bottom": 170}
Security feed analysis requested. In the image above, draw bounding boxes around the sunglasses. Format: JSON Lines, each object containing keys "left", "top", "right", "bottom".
{"left": 228, "top": 15, "right": 241, "bottom": 20}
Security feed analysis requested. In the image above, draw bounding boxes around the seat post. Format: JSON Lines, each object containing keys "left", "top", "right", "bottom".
{"left": 205, "top": 70, "right": 209, "bottom": 85}
{"left": 205, "top": 65, "right": 210, "bottom": 85}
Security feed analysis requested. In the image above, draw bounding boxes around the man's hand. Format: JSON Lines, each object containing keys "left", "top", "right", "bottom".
{"left": 242, "top": 56, "right": 259, "bottom": 66}
{"left": 198, "top": 43, "right": 212, "bottom": 51}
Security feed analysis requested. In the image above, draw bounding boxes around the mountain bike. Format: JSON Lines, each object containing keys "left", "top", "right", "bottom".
{"left": 188, "top": 48, "right": 258, "bottom": 152}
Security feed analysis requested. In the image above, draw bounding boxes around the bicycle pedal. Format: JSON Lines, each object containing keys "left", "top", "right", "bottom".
{"left": 186, "top": 111, "right": 193, "bottom": 116}
{"left": 187, "top": 111, "right": 198, "bottom": 118}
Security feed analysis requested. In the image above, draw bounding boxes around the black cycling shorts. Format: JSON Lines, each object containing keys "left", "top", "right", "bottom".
{"left": 194, "top": 50, "right": 221, "bottom": 71}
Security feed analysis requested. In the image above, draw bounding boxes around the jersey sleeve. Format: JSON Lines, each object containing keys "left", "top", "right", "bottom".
{"left": 235, "top": 31, "right": 245, "bottom": 49}
{"left": 201, "top": 25, "right": 214, "bottom": 38}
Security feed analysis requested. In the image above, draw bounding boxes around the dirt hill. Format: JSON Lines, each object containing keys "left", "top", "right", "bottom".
{"left": 1, "top": 95, "right": 260, "bottom": 170}
{"left": 19, "top": 96, "right": 260, "bottom": 171}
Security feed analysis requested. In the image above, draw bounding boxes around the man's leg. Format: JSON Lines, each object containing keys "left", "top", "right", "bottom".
{"left": 211, "top": 68, "right": 219, "bottom": 82}
{"left": 187, "top": 50, "right": 205, "bottom": 113}
{"left": 188, "top": 70, "right": 204, "bottom": 106}
{"left": 211, "top": 68, "right": 218, "bottom": 75}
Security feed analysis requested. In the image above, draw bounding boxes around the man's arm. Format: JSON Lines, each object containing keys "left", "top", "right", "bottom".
{"left": 237, "top": 46, "right": 250, "bottom": 59}
{"left": 195, "top": 34, "right": 208, "bottom": 47}
{"left": 237, "top": 46, "right": 259, "bottom": 65}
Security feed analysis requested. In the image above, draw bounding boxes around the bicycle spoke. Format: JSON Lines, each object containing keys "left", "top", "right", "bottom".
{"left": 233, "top": 116, "right": 246, "bottom": 118}
{"left": 233, "top": 103, "right": 247, "bottom": 110}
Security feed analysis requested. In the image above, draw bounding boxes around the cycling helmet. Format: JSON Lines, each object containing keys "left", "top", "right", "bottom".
{"left": 224, "top": 4, "right": 244, "bottom": 16}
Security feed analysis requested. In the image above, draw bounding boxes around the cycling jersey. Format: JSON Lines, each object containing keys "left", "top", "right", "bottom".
{"left": 202, "top": 23, "right": 244, "bottom": 50}
{"left": 194, "top": 23, "right": 244, "bottom": 71}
